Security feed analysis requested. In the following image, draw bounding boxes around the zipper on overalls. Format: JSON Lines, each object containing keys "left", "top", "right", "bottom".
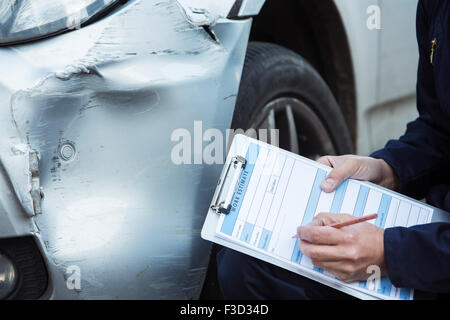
{"left": 430, "top": 38, "right": 437, "bottom": 65}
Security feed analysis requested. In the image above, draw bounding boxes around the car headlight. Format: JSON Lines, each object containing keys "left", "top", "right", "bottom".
{"left": 0, "top": 0, "right": 124, "bottom": 46}
{"left": 0, "top": 253, "right": 17, "bottom": 299}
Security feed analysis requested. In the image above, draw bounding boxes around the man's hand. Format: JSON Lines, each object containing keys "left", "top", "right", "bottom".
{"left": 297, "top": 213, "right": 387, "bottom": 282}
{"left": 293, "top": 155, "right": 397, "bottom": 281}
{"left": 317, "top": 155, "right": 399, "bottom": 192}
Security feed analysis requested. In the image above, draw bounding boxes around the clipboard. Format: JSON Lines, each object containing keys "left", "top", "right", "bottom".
{"left": 201, "top": 134, "right": 449, "bottom": 300}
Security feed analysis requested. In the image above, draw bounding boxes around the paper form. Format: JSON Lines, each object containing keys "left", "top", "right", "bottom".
{"left": 215, "top": 139, "right": 433, "bottom": 300}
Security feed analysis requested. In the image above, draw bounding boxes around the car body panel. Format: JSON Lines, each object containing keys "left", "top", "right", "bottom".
{"left": 0, "top": 0, "right": 252, "bottom": 299}
{"left": 176, "top": 0, "right": 266, "bottom": 26}
{"left": 333, "top": 0, "right": 419, "bottom": 154}
{"left": 371, "top": 0, "right": 419, "bottom": 151}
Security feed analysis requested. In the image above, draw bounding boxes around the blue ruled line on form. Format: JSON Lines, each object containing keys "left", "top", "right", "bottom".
{"left": 330, "top": 180, "right": 349, "bottom": 213}
{"left": 314, "top": 179, "right": 349, "bottom": 273}
{"left": 376, "top": 194, "right": 393, "bottom": 296}
{"left": 258, "top": 229, "right": 272, "bottom": 250}
{"left": 291, "top": 169, "right": 327, "bottom": 264}
{"left": 376, "top": 194, "right": 391, "bottom": 228}
{"left": 359, "top": 193, "right": 394, "bottom": 295}
{"left": 240, "top": 222, "right": 254, "bottom": 243}
{"left": 353, "top": 186, "right": 369, "bottom": 218}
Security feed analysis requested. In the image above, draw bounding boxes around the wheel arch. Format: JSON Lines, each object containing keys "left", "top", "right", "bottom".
{"left": 250, "top": 0, "right": 356, "bottom": 143}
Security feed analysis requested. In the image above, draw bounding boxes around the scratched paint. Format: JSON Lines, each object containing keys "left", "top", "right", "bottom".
{"left": 0, "top": 0, "right": 254, "bottom": 299}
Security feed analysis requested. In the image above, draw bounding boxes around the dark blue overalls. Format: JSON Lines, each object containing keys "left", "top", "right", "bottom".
{"left": 217, "top": 0, "right": 450, "bottom": 299}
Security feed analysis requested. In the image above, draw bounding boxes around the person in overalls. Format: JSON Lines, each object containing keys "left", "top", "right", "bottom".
{"left": 217, "top": 0, "right": 450, "bottom": 299}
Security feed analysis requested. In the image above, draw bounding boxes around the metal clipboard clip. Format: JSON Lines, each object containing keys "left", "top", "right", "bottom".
{"left": 210, "top": 156, "right": 247, "bottom": 215}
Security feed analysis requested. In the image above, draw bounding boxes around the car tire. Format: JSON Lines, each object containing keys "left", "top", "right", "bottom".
{"left": 200, "top": 42, "right": 354, "bottom": 300}
{"left": 231, "top": 41, "right": 354, "bottom": 157}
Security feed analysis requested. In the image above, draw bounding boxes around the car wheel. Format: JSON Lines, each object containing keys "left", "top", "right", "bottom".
{"left": 200, "top": 42, "right": 355, "bottom": 299}
{"left": 231, "top": 41, "right": 354, "bottom": 158}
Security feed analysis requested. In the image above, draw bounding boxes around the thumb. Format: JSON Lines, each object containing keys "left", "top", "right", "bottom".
{"left": 321, "top": 157, "right": 361, "bottom": 193}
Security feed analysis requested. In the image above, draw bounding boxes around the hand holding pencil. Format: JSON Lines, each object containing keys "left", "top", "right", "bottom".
{"left": 294, "top": 212, "right": 386, "bottom": 283}
{"left": 290, "top": 155, "right": 390, "bottom": 283}
{"left": 292, "top": 213, "right": 378, "bottom": 239}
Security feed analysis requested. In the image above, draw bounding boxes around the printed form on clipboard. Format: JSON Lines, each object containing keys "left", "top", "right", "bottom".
{"left": 201, "top": 134, "right": 442, "bottom": 300}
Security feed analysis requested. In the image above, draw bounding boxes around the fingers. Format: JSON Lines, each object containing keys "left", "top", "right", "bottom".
{"left": 297, "top": 213, "right": 355, "bottom": 244}
{"left": 310, "top": 213, "right": 355, "bottom": 226}
{"left": 298, "top": 241, "right": 349, "bottom": 262}
{"left": 321, "top": 157, "right": 363, "bottom": 193}
{"left": 318, "top": 155, "right": 386, "bottom": 193}
{"left": 297, "top": 225, "right": 345, "bottom": 245}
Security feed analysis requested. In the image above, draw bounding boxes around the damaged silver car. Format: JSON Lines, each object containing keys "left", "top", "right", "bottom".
{"left": 0, "top": 0, "right": 419, "bottom": 299}
{"left": 0, "top": 0, "right": 265, "bottom": 299}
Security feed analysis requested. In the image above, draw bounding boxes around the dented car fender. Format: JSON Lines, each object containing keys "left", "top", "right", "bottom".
{"left": 0, "top": 0, "right": 264, "bottom": 299}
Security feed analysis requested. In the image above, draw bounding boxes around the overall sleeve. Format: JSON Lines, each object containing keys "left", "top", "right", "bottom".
{"left": 371, "top": 1, "right": 450, "bottom": 293}
{"left": 371, "top": 1, "right": 450, "bottom": 200}
{"left": 384, "top": 223, "right": 450, "bottom": 292}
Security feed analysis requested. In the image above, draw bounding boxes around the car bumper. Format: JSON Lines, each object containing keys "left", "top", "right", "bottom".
{"left": 0, "top": 0, "right": 251, "bottom": 299}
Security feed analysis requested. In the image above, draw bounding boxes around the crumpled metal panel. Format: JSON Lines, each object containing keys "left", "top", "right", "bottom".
{"left": 176, "top": 0, "right": 236, "bottom": 26}
{"left": 176, "top": 0, "right": 266, "bottom": 26}
{"left": 0, "top": 0, "right": 251, "bottom": 299}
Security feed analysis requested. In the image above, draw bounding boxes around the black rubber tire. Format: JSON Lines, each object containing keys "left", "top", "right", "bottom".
{"left": 231, "top": 41, "right": 354, "bottom": 156}
{"left": 200, "top": 42, "right": 355, "bottom": 299}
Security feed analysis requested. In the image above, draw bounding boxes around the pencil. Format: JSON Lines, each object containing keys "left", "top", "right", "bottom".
{"left": 292, "top": 214, "right": 378, "bottom": 239}
{"left": 328, "top": 213, "right": 378, "bottom": 229}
